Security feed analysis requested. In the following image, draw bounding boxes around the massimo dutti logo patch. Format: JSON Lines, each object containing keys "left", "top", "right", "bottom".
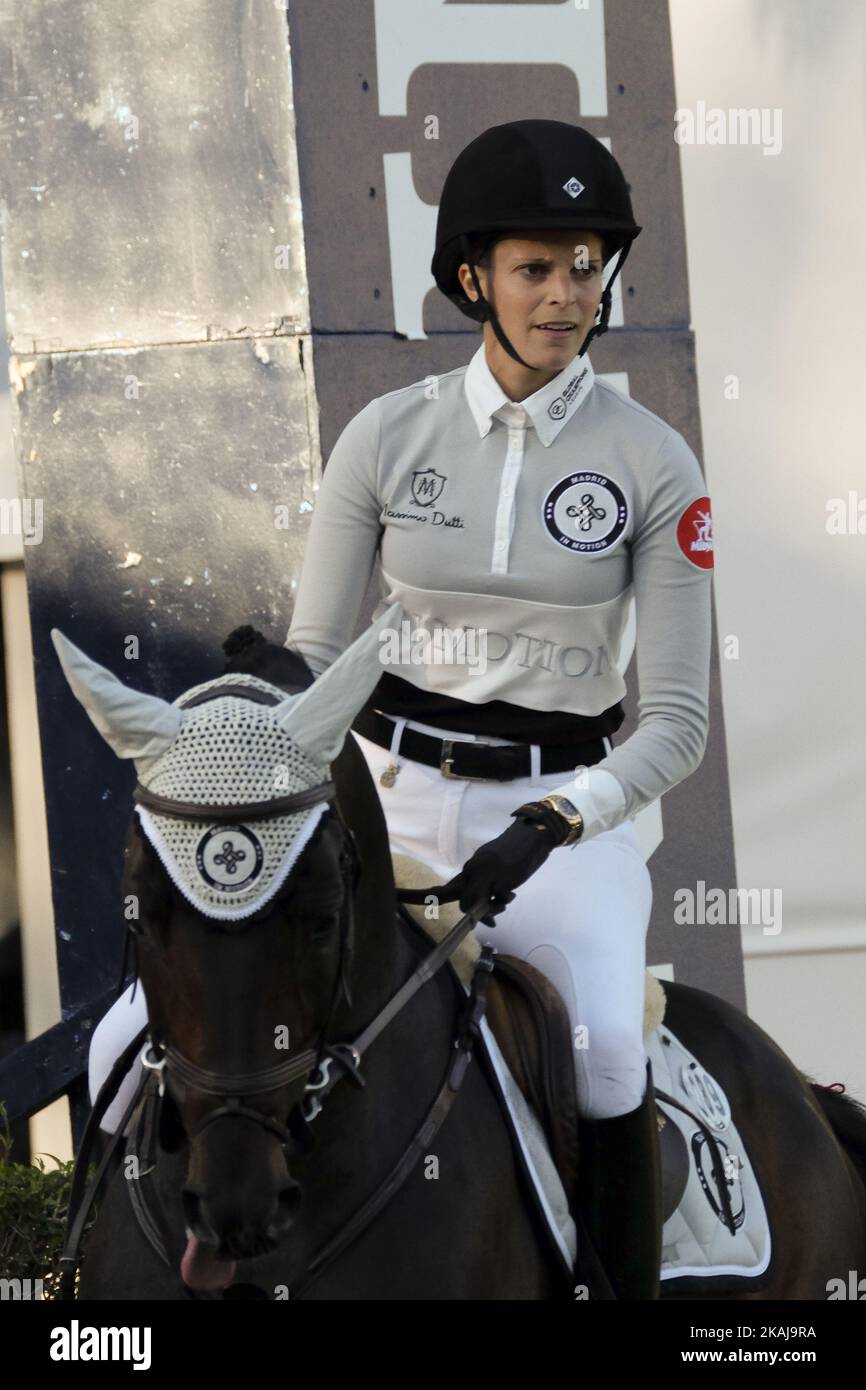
{"left": 390, "top": 468, "right": 464, "bottom": 528}
{"left": 410, "top": 468, "right": 447, "bottom": 507}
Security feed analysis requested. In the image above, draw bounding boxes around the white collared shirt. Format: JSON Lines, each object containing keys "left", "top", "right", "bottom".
{"left": 286, "top": 343, "right": 714, "bottom": 842}
{"left": 464, "top": 346, "right": 597, "bottom": 581}
{"left": 463, "top": 341, "right": 596, "bottom": 447}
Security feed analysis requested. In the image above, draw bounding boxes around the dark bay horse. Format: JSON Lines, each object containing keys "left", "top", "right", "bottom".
{"left": 73, "top": 632, "right": 566, "bottom": 1300}
{"left": 64, "top": 629, "right": 866, "bottom": 1300}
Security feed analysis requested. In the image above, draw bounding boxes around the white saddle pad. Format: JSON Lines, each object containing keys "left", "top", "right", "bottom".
{"left": 647, "top": 1025, "right": 772, "bottom": 1282}
{"left": 476, "top": 1013, "right": 772, "bottom": 1289}
{"left": 477, "top": 1017, "right": 578, "bottom": 1274}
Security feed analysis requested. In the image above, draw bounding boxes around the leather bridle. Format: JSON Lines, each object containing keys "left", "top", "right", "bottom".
{"left": 130, "top": 679, "right": 364, "bottom": 1152}
{"left": 59, "top": 679, "right": 497, "bottom": 1300}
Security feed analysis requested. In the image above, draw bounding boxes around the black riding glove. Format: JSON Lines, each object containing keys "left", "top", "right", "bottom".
{"left": 438, "top": 810, "right": 567, "bottom": 928}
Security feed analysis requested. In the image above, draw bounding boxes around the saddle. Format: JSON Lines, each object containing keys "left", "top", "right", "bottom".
{"left": 392, "top": 852, "right": 689, "bottom": 1223}
{"left": 484, "top": 955, "right": 580, "bottom": 1195}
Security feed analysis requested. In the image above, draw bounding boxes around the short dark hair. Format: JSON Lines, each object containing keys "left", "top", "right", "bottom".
{"left": 464, "top": 229, "right": 613, "bottom": 272}
{"left": 462, "top": 230, "right": 503, "bottom": 271}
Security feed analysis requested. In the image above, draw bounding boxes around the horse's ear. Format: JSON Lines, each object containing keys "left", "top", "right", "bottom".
{"left": 50, "top": 628, "right": 181, "bottom": 763}
{"left": 274, "top": 602, "right": 403, "bottom": 765}
{"left": 158, "top": 1090, "right": 186, "bottom": 1155}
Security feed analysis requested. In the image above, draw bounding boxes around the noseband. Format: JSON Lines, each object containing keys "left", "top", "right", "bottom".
{"left": 130, "top": 679, "right": 363, "bottom": 1151}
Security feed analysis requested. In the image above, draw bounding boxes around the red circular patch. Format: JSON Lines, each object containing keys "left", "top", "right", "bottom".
{"left": 676, "top": 496, "right": 714, "bottom": 569}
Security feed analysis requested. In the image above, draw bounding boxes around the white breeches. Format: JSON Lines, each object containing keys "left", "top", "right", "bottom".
{"left": 352, "top": 722, "right": 653, "bottom": 1121}
{"left": 88, "top": 720, "right": 653, "bottom": 1131}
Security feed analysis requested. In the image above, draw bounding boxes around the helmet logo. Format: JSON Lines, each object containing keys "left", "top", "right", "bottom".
{"left": 562, "top": 176, "right": 585, "bottom": 199}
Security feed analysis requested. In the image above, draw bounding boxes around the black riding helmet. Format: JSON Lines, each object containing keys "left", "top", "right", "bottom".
{"left": 431, "top": 120, "right": 642, "bottom": 371}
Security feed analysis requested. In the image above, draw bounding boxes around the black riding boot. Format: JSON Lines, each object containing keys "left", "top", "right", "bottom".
{"left": 574, "top": 1060, "right": 664, "bottom": 1300}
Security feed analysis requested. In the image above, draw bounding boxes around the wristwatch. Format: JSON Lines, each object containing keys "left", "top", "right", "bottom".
{"left": 512, "top": 794, "right": 585, "bottom": 846}
{"left": 537, "top": 794, "right": 585, "bottom": 846}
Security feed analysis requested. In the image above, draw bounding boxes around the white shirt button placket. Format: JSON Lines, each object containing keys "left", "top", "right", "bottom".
{"left": 491, "top": 406, "right": 528, "bottom": 574}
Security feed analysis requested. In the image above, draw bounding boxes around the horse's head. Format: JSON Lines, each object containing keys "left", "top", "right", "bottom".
{"left": 50, "top": 604, "right": 401, "bottom": 1286}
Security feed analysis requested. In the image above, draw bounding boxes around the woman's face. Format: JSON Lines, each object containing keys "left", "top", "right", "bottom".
{"left": 457, "top": 228, "right": 606, "bottom": 365}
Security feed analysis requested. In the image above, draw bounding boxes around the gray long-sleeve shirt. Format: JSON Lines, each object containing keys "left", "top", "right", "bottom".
{"left": 286, "top": 344, "right": 714, "bottom": 842}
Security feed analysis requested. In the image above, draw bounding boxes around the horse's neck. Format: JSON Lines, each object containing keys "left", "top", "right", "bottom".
{"left": 335, "top": 887, "right": 411, "bottom": 1033}
{"left": 295, "top": 907, "right": 456, "bottom": 1171}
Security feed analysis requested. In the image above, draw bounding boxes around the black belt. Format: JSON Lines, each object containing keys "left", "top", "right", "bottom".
{"left": 351, "top": 707, "right": 609, "bottom": 782}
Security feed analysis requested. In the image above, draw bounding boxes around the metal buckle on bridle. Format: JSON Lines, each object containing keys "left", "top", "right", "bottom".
{"left": 140, "top": 1040, "right": 167, "bottom": 1097}
{"left": 302, "top": 1058, "right": 332, "bottom": 1122}
{"left": 302, "top": 1042, "right": 363, "bottom": 1122}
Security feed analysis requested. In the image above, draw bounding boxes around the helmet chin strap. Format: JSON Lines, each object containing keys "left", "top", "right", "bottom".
{"left": 462, "top": 235, "right": 633, "bottom": 372}
{"left": 578, "top": 241, "right": 632, "bottom": 358}
{"left": 465, "top": 248, "right": 541, "bottom": 372}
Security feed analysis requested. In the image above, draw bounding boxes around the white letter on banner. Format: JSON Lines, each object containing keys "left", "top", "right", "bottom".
{"left": 373, "top": 0, "right": 608, "bottom": 118}
{"left": 376, "top": 0, "right": 611, "bottom": 338}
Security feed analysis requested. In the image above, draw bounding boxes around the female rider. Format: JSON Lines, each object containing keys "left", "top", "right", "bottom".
{"left": 285, "top": 120, "right": 714, "bottom": 1300}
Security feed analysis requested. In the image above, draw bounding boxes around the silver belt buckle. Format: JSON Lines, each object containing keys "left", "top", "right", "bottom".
{"left": 439, "top": 738, "right": 491, "bottom": 781}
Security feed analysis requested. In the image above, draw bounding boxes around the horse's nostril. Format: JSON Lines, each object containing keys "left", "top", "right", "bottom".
{"left": 182, "top": 1187, "right": 204, "bottom": 1233}
{"left": 280, "top": 1181, "right": 302, "bottom": 1214}
{"left": 183, "top": 1178, "right": 300, "bottom": 1250}
{"left": 268, "top": 1181, "right": 302, "bottom": 1238}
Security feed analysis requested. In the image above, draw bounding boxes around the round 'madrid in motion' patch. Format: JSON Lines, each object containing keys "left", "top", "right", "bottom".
{"left": 676, "top": 496, "right": 714, "bottom": 569}
{"left": 542, "top": 471, "right": 629, "bottom": 553}
{"left": 196, "top": 824, "right": 265, "bottom": 892}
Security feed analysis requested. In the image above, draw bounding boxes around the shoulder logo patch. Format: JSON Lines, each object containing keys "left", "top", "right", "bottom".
{"left": 542, "top": 471, "right": 629, "bottom": 554}
{"left": 677, "top": 497, "right": 714, "bottom": 568}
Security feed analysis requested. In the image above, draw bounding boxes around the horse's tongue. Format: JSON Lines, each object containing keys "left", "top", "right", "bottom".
{"left": 181, "top": 1233, "right": 237, "bottom": 1291}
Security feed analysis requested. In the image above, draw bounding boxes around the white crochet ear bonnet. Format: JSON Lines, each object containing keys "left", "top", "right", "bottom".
{"left": 133, "top": 672, "right": 333, "bottom": 921}
{"left": 49, "top": 604, "right": 403, "bottom": 923}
